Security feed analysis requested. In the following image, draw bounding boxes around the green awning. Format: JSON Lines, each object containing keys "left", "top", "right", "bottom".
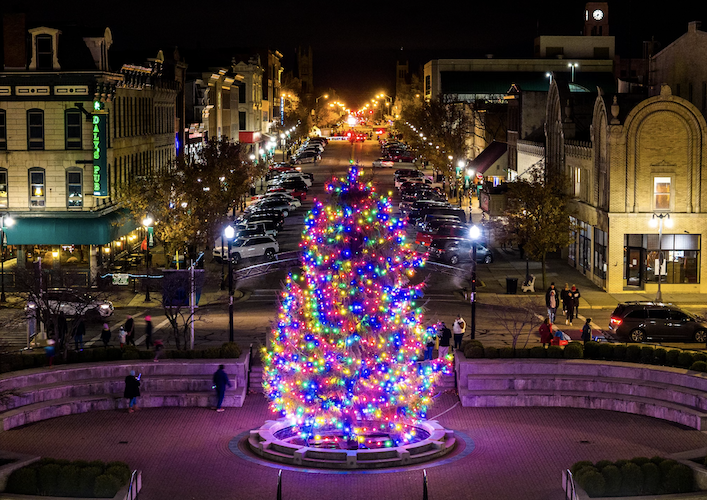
{"left": 4, "top": 209, "right": 137, "bottom": 246}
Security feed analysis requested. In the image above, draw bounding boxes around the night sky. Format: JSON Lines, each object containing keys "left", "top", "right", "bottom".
{"left": 7, "top": 0, "right": 707, "bottom": 109}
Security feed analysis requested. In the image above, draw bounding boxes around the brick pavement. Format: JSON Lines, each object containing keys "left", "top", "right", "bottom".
{"left": 1, "top": 393, "right": 707, "bottom": 500}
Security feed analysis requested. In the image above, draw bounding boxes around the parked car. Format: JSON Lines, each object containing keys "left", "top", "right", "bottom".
{"left": 427, "top": 238, "right": 494, "bottom": 265}
{"left": 416, "top": 224, "right": 471, "bottom": 247}
{"left": 409, "top": 206, "right": 467, "bottom": 225}
{"left": 251, "top": 192, "right": 302, "bottom": 208}
{"left": 372, "top": 158, "right": 396, "bottom": 168}
{"left": 266, "top": 185, "right": 307, "bottom": 201}
{"left": 292, "top": 153, "right": 320, "bottom": 164}
{"left": 245, "top": 199, "right": 294, "bottom": 216}
{"left": 608, "top": 301, "right": 707, "bottom": 342}
{"left": 214, "top": 235, "right": 279, "bottom": 264}
{"left": 238, "top": 211, "right": 285, "bottom": 229}
{"left": 26, "top": 289, "right": 114, "bottom": 319}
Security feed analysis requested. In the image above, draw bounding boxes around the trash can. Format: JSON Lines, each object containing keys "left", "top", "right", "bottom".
{"left": 506, "top": 277, "right": 518, "bottom": 295}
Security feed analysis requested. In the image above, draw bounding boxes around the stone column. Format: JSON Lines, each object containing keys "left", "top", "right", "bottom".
{"left": 89, "top": 245, "right": 99, "bottom": 285}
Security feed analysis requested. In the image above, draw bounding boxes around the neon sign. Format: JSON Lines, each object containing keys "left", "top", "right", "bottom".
{"left": 92, "top": 103, "right": 108, "bottom": 197}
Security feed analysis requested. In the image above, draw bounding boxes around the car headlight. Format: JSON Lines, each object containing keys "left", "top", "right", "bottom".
{"left": 100, "top": 304, "right": 110, "bottom": 309}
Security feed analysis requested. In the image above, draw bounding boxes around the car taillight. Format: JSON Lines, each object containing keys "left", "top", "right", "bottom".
{"left": 610, "top": 317, "right": 622, "bottom": 327}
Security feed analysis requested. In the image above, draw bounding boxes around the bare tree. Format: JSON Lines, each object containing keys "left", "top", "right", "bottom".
{"left": 160, "top": 268, "right": 207, "bottom": 350}
{"left": 491, "top": 297, "right": 544, "bottom": 349}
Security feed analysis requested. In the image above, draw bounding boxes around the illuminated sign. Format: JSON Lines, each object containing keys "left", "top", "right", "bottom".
{"left": 92, "top": 105, "right": 108, "bottom": 197}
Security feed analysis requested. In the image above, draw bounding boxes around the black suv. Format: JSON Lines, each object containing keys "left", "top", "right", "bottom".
{"left": 608, "top": 302, "right": 707, "bottom": 343}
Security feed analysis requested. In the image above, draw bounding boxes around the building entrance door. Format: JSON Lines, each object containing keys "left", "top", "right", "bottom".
{"left": 626, "top": 247, "right": 643, "bottom": 288}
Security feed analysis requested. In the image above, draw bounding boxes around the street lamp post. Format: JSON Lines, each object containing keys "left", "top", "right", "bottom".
{"left": 0, "top": 214, "right": 14, "bottom": 303}
{"left": 142, "top": 216, "right": 153, "bottom": 302}
{"left": 224, "top": 224, "right": 236, "bottom": 342}
{"left": 469, "top": 225, "right": 481, "bottom": 339}
{"left": 649, "top": 213, "right": 673, "bottom": 302}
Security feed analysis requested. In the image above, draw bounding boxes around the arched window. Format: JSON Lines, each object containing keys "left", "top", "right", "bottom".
{"left": 27, "top": 109, "right": 44, "bottom": 150}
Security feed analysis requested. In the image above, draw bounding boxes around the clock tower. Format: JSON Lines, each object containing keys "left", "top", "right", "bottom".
{"left": 584, "top": 2, "right": 609, "bottom": 36}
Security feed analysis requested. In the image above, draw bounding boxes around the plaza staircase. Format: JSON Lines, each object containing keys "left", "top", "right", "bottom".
{"left": 0, "top": 357, "right": 249, "bottom": 431}
{"left": 249, "top": 364, "right": 263, "bottom": 393}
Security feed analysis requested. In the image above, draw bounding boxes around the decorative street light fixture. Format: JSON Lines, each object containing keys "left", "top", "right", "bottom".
{"left": 0, "top": 214, "right": 14, "bottom": 303}
{"left": 142, "top": 216, "right": 153, "bottom": 302}
{"left": 649, "top": 213, "right": 673, "bottom": 302}
{"left": 224, "top": 224, "right": 236, "bottom": 342}
{"left": 469, "top": 225, "right": 481, "bottom": 339}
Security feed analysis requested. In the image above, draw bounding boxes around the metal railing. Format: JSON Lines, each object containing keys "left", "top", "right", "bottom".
{"left": 564, "top": 469, "right": 577, "bottom": 500}
{"left": 246, "top": 343, "right": 253, "bottom": 392}
{"left": 126, "top": 470, "right": 139, "bottom": 500}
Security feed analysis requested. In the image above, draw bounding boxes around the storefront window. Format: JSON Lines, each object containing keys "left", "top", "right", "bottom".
{"left": 626, "top": 233, "right": 700, "bottom": 284}
{"left": 568, "top": 216, "right": 577, "bottom": 266}
{"left": 594, "top": 228, "right": 607, "bottom": 279}
{"left": 578, "top": 221, "right": 591, "bottom": 272}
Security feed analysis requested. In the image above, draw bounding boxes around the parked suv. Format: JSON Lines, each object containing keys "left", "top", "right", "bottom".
{"left": 213, "top": 235, "right": 279, "bottom": 264}
{"left": 608, "top": 301, "right": 707, "bottom": 342}
{"left": 427, "top": 238, "right": 493, "bottom": 265}
{"left": 26, "top": 289, "right": 114, "bottom": 318}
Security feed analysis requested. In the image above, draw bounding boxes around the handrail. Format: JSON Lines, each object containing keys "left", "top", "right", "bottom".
{"left": 126, "top": 469, "right": 139, "bottom": 500}
{"left": 246, "top": 343, "right": 253, "bottom": 392}
{"left": 564, "top": 469, "right": 577, "bottom": 500}
{"left": 422, "top": 469, "right": 429, "bottom": 500}
{"left": 277, "top": 469, "right": 282, "bottom": 500}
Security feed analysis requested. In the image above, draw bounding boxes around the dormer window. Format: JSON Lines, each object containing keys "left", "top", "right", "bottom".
{"left": 36, "top": 35, "right": 53, "bottom": 70}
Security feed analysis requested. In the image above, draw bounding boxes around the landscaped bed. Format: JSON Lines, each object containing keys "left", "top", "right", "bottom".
{"left": 569, "top": 457, "right": 695, "bottom": 497}
{"left": 5, "top": 458, "right": 132, "bottom": 498}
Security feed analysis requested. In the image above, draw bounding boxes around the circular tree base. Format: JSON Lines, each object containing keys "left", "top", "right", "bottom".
{"left": 248, "top": 419, "right": 456, "bottom": 469}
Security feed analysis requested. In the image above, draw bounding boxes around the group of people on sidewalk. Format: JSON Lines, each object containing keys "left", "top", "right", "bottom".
{"left": 425, "top": 314, "right": 468, "bottom": 360}
{"left": 545, "top": 282, "right": 581, "bottom": 326}
{"left": 122, "top": 364, "right": 232, "bottom": 414}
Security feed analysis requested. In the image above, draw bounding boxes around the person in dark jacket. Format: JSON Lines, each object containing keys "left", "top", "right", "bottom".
{"left": 581, "top": 318, "right": 593, "bottom": 345}
{"left": 539, "top": 317, "right": 553, "bottom": 348}
{"left": 124, "top": 370, "right": 141, "bottom": 413}
{"left": 100, "top": 323, "right": 111, "bottom": 347}
{"left": 212, "top": 365, "right": 232, "bottom": 412}
{"left": 74, "top": 318, "right": 85, "bottom": 350}
{"left": 437, "top": 322, "right": 452, "bottom": 359}
{"left": 571, "top": 285, "right": 581, "bottom": 318}
{"left": 144, "top": 316, "right": 153, "bottom": 349}
{"left": 124, "top": 315, "right": 136, "bottom": 346}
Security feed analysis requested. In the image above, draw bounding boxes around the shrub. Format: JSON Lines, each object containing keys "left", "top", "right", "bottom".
{"left": 665, "top": 463, "right": 694, "bottom": 493}
{"left": 78, "top": 349, "right": 94, "bottom": 363}
{"left": 641, "top": 462, "right": 660, "bottom": 495}
{"left": 594, "top": 460, "right": 613, "bottom": 471}
{"left": 564, "top": 342, "right": 583, "bottom": 359}
{"left": 72, "top": 460, "right": 90, "bottom": 469}
{"left": 610, "top": 345, "right": 625, "bottom": 361}
{"left": 650, "top": 456, "right": 665, "bottom": 465}
{"left": 666, "top": 349, "right": 681, "bottom": 367}
{"left": 461, "top": 340, "right": 483, "bottom": 353}
{"left": 484, "top": 347, "right": 499, "bottom": 359}
{"left": 37, "top": 463, "right": 61, "bottom": 496}
{"left": 678, "top": 351, "right": 695, "bottom": 368}
{"left": 631, "top": 456, "right": 650, "bottom": 467}
{"left": 653, "top": 348, "right": 667, "bottom": 365}
{"left": 22, "top": 354, "right": 36, "bottom": 369}
{"left": 529, "top": 346, "right": 547, "bottom": 358}
{"left": 220, "top": 342, "right": 242, "bottom": 358}
{"left": 690, "top": 361, "right": 707, "bottom": 372}
{"left": 659, "top": 459, "right": 679, "bottom": 489}
{"left": 575, "top": 465, "right": 599, "bottom": 484}
{"left": 93, "top": 349, "right": 108, "bottom": 362}
{"left": 598, "top": 343, "right": 614, "bottom": 360}
{"left": 88, "top": 460, "right": 106, "bottom": 469}
{"left": 570, "top": 460, "right": 594, "bottom": 475}
{"left": 122, "top": 347, "right": 140, "bottom": 361}
{"left": 625, "top": 344, "right": 642, "bottom": 363}
{"left": 579, "top": 470, "right": 605, "bottom": 497}
{"left": 639, "top": 347, "right": 654, "bottom": 364}
{"left": 57, "top": 465, "right": 80, "bottom": 497}
{"left": 94, "top": 474, "right": 122, "bottom": 498}
{"left": 515, "top": 348, "right": 530, "bottom": 358}
{"left": 105, "top": 465, "right": 130, "bottom": 485}
{"left": 168, "top": 349, "right": 186, "bottom": 359}
{"left": 467, "top": 346, "right": 485, "bottom": 359}
{"left": 463, "top": 343, "right": 481, "bottom": 358}
{"left": 583, "top": 341, "right": 600, "bottom": 359}
{"left": 614, "top": 459, "right": 629, "bottom": 469}
{"left": 620, "top": 462, "right": 644, "bottom": 495}
{"left": 139, "top": 350, "right": 154, "bottom": 360}
{"left": 547, "top": 346, "right": 563, "bottom": 358}
{"left": 79, "top": 466, "right": 103, "bottom": 497}
{"left": 693, "top": 352, "right": 707, "bottom": 363}
{"left": 499, "top": 347, "right": 514, "bottom": 358}
{"left": 203, "top": 347, "right": 222, "bottom": 359}
{"left": 7, "top": 467, "right": 38, "bottom": 495}
{"left": 601, "top": 465, "right": 621, "bottom": 496}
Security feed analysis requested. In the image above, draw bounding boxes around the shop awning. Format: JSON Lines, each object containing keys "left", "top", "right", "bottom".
{"left": 4, "top": 209, "right": 137, "bottom": 246}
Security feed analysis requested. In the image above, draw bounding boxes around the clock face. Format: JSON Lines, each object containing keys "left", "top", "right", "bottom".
{"left": 593, "top": 9, "right": 604, "bottom": 21}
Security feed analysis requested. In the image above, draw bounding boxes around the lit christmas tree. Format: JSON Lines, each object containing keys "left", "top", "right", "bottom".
{"left": 262, "top": 166, "right": 448, "bottom": 448}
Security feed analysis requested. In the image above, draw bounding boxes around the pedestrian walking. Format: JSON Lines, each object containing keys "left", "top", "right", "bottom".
{"left": 581, "top": 318, "right": 593, "bottom": 345}
{"left": 144, "top": 315, "right": 153, "bottom": 349}
{"left": 74, "top": 318, "right": 85, "bottom": 350}
{"left": 545, "top": 282, "right": 559, "bottom": 323}
{"left": 124, "top": 370, "right": 141, "bottom": 413}
{"left": 45, "top": 339, "right": 56, "bottom": 367}
{"left": 563, "top": 287, "right": 576, "bottom": 326}
{"left": 539, "top": 318, "right": 553, "bottom": 348}
{"left": 212, "top": 364, "right": 232, "bottom": 412}
{"left": 452, "top": 314, "right": 466, "bottom": 351}
{"left": 561, "top": 283, "right": 570, "bottom": 316}
{"left": 424, "top": 326, "right": 436, "bottom": 361}
{"left": 571, "top": 285, "right": 581, "bottom": 318}
{"left": 437, "top": 322, "right": 452, "bottom": 359}
{"left": 118, "top": 326, "right": 127, "bottom": 348}
{"left": 153, "top": 339, "right": 164, "bottom": 362}
{"left": 124, "top": 315, "right": 136, "bottom": 346}
{"left": 100, "top": 323, "right": 111, "bottom": 347}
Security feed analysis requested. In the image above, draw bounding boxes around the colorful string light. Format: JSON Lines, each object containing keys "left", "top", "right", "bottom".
{"left": 262, "top": 166, "right": 449, "bottom": 446}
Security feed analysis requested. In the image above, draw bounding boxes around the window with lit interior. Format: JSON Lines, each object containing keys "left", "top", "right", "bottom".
{"left": 29, "top": 169, "right": 45, "bottom": 207}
